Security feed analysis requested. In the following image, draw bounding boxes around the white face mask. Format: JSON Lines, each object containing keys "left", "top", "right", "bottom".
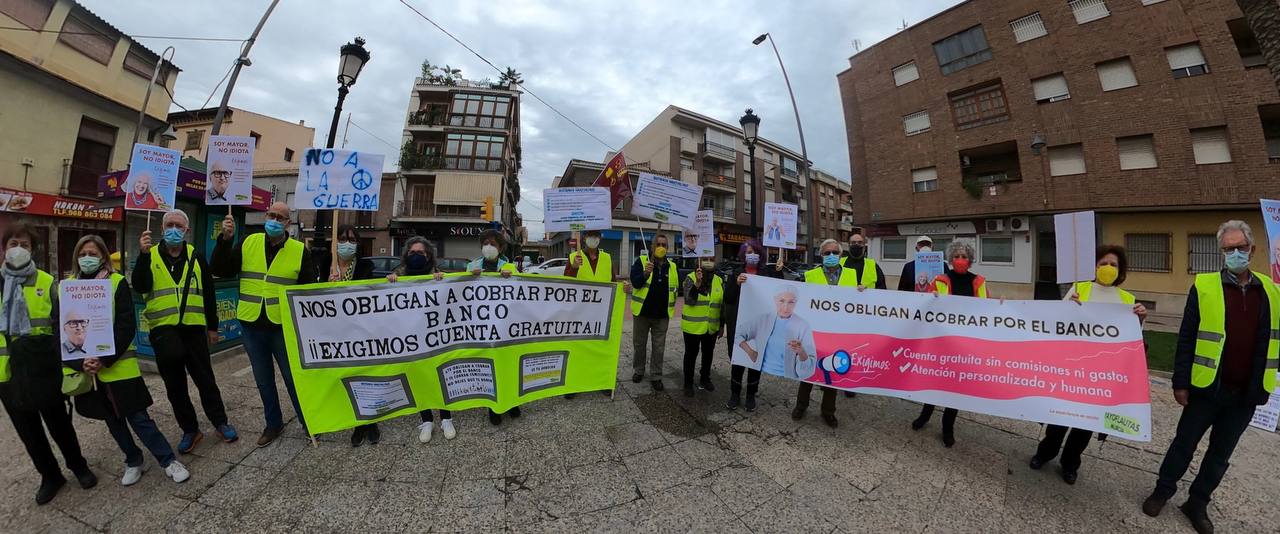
{"left": 482, "top": 244, "right": 499, "bottom": 260}
{"left": 5, "top": 246, "right": 31, "bottom": 268}
{"left": 918, "top": 246, "right": 932, "bottom": 253}
{"left": 585, "top": 236, "right": 601, "bottom": 249}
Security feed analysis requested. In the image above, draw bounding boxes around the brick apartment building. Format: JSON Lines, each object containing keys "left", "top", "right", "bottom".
{"left": 838, "top": 0, "right": 1280, "bottom": 321}
{"left": 810, "top": 169, "right": 854, "bottom": 245}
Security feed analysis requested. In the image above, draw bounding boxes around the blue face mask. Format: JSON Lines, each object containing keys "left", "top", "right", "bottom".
{"left": 163, "top": 227, "right": 185, "bottom": 246}
{"left": 1224, "top": 250, "right": 1250, "bottom": 273}
{"left": 264, "top": 219, "right": 285, "bottom": 237}
{"left": 822, "top": 254, "right": 841, "bottom": 268}
{"left": 78, "top": 256, "right": 101, "bottom": 275}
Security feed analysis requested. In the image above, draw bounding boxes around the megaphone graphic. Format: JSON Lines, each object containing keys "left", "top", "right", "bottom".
{"left": 818, "top": 350, "right": 852, "bottom": 385}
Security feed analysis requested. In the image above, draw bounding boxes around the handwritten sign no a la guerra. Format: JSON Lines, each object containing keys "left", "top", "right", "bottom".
{"left": 293, "top": 148, "right": 385, "bottom": 212}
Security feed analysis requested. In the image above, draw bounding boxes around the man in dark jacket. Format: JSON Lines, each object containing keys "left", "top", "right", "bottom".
{"left": 1142, "top": 220, "right": 1278, "bottom": 534}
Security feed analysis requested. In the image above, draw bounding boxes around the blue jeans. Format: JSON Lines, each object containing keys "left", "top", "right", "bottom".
{"left": 105, "top": 410, "right": 175, "bottom": 468}
{"left": 241, "top": 325, "right": 306, "bottom": 431}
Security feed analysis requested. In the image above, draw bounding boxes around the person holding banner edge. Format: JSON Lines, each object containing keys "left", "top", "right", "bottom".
{"left": 1143, "top": 220, "right": 1279, "bottom": 534}
{"left": 564, "top": 229, "right": 614, "bottom": 399}
{"left": 842, "top": 232, "right": 886, "bottom": 399}
{"left": 793, "top": 239, "right": 859, "bottom": 427}
{"left": 724, "top": 239, "right": 783, "bottom": 411}
{"left": 212, "top": 202, "right": 316, "bottom": 447}
{"left": 0, "top": 223, "right": 96, "bottom": 505}
{"left": 630, "top": 233, "right": 679, "bottom": 391}
{"left": 681, "top": 256, "right": 724, "bottom": 397}
{"left": 135, "top": 209, "right": 237, "bottom": 454}
{"left": 325, "top": 225, "right": 382, "bottom": 447}
{"left": 1030, "top": 245, "right": 1147, "bottom": 484}
{"left": 468, "top": 230, "right": 523, "bottom": 425}
{"left": 385, "top": 236, "right": 450, "bottom": 443}
{"left": 58, "top": 235, "right": 190, "bottom": 486}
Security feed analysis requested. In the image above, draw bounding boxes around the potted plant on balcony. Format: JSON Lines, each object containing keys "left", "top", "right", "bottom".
{"left": 399, "top": 140, "right": 426, "bottom": 170}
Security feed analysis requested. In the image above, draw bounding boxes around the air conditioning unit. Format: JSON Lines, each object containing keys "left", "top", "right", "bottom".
{"left": 1008, "top": 216, "right": 1030, "bottom": 232}
{"left": 985, "top": 219, "right": 1005, "bottom": 232}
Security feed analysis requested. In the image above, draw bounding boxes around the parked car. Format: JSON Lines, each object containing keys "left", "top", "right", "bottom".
{"left": 438, "top": 257, "right": 471, "bottom": 273}
{"left": 526, "top": 258, "right": 568, "bottom": 276}
{"left": 782, "top": 261, "right": 810, "bottom": 282}
{"left": 363, "top": 256, "right": 400, "bottom": 278}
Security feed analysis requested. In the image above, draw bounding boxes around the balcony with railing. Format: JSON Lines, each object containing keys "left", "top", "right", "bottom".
{"left": 700, "top": 141, "right": 736, "bottom": 163}
{"left": 700, "top": 171, "right": 736, "bottom": 191}
{"left": 406, "top": 105, "right": 449, "bottom": 129}
{"left": 710, "top": 207, "right": 736, "bottom": 221}
{"left": 395, "top": 200, "right": 483, "bottom": 220}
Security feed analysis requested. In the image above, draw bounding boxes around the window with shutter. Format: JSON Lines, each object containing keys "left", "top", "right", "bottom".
{"left": 1069, "top": 0, "right": 1110, "bottom": 24}
{"left": 1126, "top": 234, "right": 1171, "bottom": 272}
{"left": 911, "top": 167, "right": 938, "bottom": 193}
{"left": 0, "top": 0, "right": 54, "bottom": 29}
{"left": 903, "top": 111, "right": 931, "bottom": 135}
{"left": 1116, "top": 135, "right": 1157, "bottom": 170}
{"left": 1048, "top": 144, "right": 1086, "bottom": 176}
{"left": 1188, "top": 235, "right": 1224, "bottom": 273}
{"left": 1031, "top": 74, "right": 1070, "bottom": 103}
{"left": 1190, "top": 127, "right": 1231, "bottom": 164}
{"left": 1096, "top": 58, "right": 1138, "bottom": 91}
{"left": 949, "top": 82, "right": 1008, "bottom": 130}
{"left": 58, "top": 15, "right": 116, "bottom": 65}
{"left": 1009, "top": 13, "right": 1047, "bottom": 43}
{"left": 1166, "top": 43, "right": 1208, "bottom": 78}
{"left": 933, "top": 26, "right": 993, "bottom": 75}
{"left": 892, "top": 62, "right": 919, "bottom": 86}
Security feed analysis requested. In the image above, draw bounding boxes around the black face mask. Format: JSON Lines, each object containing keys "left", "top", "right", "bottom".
{"left": 849, "top": 244, "right": 866, "bottom": 258}
{"left": 406, "top": 253, "right": 429, "bottom": 272}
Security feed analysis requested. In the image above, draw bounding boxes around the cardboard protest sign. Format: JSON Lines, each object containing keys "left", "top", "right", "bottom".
{"left": 681, "top": 210, "right": 715, "bottom": 258}
{"left": 58, "top": 279, "right": 115, "bottom": 360}
{"left": 1054, "top": 211, "right": 1096, "bottom": 284}
{"left": 630, "top": 172, "right": 702, "bottom": 228}
{"left": 293, "top": 148, "right": 385, "bottom": 211}
{"left": 125, "top": 144, "right": 180, "bottom": 212}
{"left": 913, "top": 251, "right": 945, "bottom": 292}
{"left": 205, "top": 135, "right": 255, "bottom": 205}
{"left": 762, "top": 202, "right": 798, "bottom": 249}
{"left": 543, "top": 187, "right": 612, "bottom": 232}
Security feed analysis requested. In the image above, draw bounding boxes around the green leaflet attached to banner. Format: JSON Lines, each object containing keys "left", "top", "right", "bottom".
{"left": 281, "top": 273, "right": 625, "bottom": 435}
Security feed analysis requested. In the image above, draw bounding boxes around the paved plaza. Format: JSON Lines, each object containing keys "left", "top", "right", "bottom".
{"left": 1, "top": 319, "right": 1278, "bottom": 533}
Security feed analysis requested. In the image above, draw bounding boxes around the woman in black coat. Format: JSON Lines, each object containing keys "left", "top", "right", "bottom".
{"left": 723, "top": 239, "right": 783, "bottom": 412}
{"left": 57, "top": 235, "right": 189, "bottom": 486}
{"left": 330, "top": 225, "right": 381, "bottom": 447}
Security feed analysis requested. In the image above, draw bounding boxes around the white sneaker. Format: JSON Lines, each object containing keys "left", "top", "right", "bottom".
{"left": 121, "top": 463, "right": 146, "bottom": 486}
{"left": 418, "top": 421, "right": 434, "bottom": 443}
{"left": 164, "top": 460, "right": 190, "bottom": 484}
{"left": 440, "top": 419, "right": 457, "bottom": 440}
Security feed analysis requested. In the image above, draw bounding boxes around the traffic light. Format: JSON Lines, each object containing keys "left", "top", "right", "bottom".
{"left": 481, "top": 196, "right": 494, "bottom": 222}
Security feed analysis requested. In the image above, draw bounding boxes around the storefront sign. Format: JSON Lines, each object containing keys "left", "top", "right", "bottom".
{"left": 0, "top": 188, "right": 121, "bottom": 221}
{"left": 897, "top": 221, "right": 978, "bottom": 236}
{"left": 718, "top": 232, "right": 752, "bottom": 245}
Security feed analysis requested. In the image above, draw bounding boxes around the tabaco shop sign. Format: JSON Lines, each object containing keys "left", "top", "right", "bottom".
{"left": 0, "top": 188, "right": 121, "bottom": 221}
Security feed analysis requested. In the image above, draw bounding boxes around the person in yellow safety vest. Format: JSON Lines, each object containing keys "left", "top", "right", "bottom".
{"left": 58, "top": 234, "right": 191, "bottom": 487}
{"left": 211, "top": 202, "right": 317, "bottom": 448}
{"left": 470, "top": 229, "right": 522, "bottom": 426}
{"left": 1144, "top": 220, "right": 1280, "bottom": 532}
{"left": 629, "top": 233, "right": 679, "bottom": 391}
{"left": 0, "top": 223, "right": 95, "bottom": 505}
{"left": 134, "top": 209, "right": 237, "bottom": 455}
{"left": 563, "top": 229, "right": 615, "bottom": 399}
{"left": 681, "top": 256, "right": 724, "bottom": 397}
{"left": 1031, "top": 245, "right": 1148, "bottom": 485}
{"left": 841, "top": 232, "right": 886, "bottom": 399}
{"left": 915, "top": 240, "right": 986, "bottom": 447}
{"left": 794, "top": 239, "right": 857, "bottom": 428}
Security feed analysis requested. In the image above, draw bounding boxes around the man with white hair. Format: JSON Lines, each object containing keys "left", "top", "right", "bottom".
{"left": 134, "top": 210, "right": 236, "bottom": 453}
{"left": 206, "top": 160, "right": 231, "bottom": 203}
{"left": 1143, "top": 220, "right": 1279, "bottom": 534}
{"left": 793, "top": 238, "right": 858, "bottom": 427}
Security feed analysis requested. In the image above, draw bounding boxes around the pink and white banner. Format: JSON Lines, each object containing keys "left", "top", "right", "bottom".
{"left": 732, "top": 276, "right": 1151, "bottom": 441}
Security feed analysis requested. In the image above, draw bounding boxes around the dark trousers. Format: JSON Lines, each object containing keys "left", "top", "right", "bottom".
{"left": 420, "top": 410, "right": 452, "bottom": 422}
{"left": 241, "top": 325, "right": 305, "bottom": 431}
{"left": 918, "top": 404, "right": 958, "bottom": 432}
{"left": 726, "top": 325, "right": 761, "bottom": 397}
{"left": 105, "top": 409, "right": 176, "bottom": 469}
{"left": 682, "top": 332, "right": 716, "bottom": 386}
{"left": 1035, "top": 425, "right": 1092, "bottom": 471}
{"left": 796, "top": 382, "right": 836, "bottom": 416}
{"left": 151, "top": 326, "right": 228, "bottom": 433}
{"left": 1154, "top": 390, "right": 1257, "bottom": 504}
{"left": 1, "top": 395, "right": 88, "bottom": 480}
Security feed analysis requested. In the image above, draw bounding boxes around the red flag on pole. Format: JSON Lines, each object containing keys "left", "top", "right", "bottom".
{"left": 592, "top": 152, "right": 632, "bottom": 209}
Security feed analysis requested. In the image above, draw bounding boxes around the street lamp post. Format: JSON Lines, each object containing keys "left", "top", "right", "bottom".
{"left": 313, "top": 37, "right": 370, "bottom": 263}
{"left": 753, "top": 33, "right": 812, "bottom": 211}
{"left": 739, "top": 109, "right": 761, "bottom": 236}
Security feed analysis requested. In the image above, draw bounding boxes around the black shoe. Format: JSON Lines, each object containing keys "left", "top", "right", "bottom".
{"left": 699, "top": 380, "right": 716, "bottom": 392}
{"left": 564, "top": 393, "right": 577, "bottom": 400}
{"left": 844, "top": 391, "right": 856, "bottom": 398}
{"left": 72, "top": 468, "right": 96, "bottom": 490}
{"left": 1142, "top": 493, "right": 1168, "bottom": 517}
{"left": 651, "top": 380, "right": 665, "bottom": 392}
{"left": 682, "top": 384, "right": 695, "bottom": 397}
{"left": 367, "top": 424, "right": 381, "bottom": 444}
{"left": 745, "top": 395, "right": 757, "bottom": 412}
{"left": 631, "top": 373, "right": 644, "bottom": 383}
{"left": 509, "top": 407, "right": 521, "bottom": 418}
{"left": 821, "top": 414, "right": 839, "bottom": 428}
{"left": 726, "top": 392, "right": 740, "bottom": 410}
{"left": 911, "top": 416, "right": 928, "bottom": 431}
{"left": 942, "top": 431, "right": 956, "bottom": 448}
{"left": 35, "top": 476, "right": 65, "bottom": 505}
{"left": 488, "top": 411, "right": 502, "bottom": 425}
{"left": 1179, "top": 501, "right": 1214, "bottom": 534}
{"left": 1028, "top": 456, "right": 1045, "bottom": 470}
{"left": 791, "top": 406, "right": 805, "bottom": 420}
{"left": 1061, "top": 469, "right": 1078, "bottom": 485}
{"left": 350, "top": 426, "right": 368, "bottom": 448}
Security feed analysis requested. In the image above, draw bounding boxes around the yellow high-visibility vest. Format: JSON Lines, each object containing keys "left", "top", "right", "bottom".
{"left": 95, "top": 273, "right": 140, "bottom": 383}
{"left": 804, "top": 266, "right": 858, "bottom": 286}
{"left": 681, "top": 272, "right": 724, "bottom": 335}
{"left": 855, "top": 258, "right": 879, "bottom": 287}
{"left": 1074, "top": 281, "right": 1136, "bottom": 304}
{"left": 630, "top": 255, "right": 678, "bottom": 317}
{"left": 237, "top": 233, "right": 304, "bottom": 324}
{"left": 143, "top": 244, "right": 206, "bottom": 328}
{"left": 569, "top": 250, "right": 613, "bottom": 283}
{"left": 934, "top": 273, "right": 989, "bottom": 298}
{"left": 0, "top": 269, "right": 53, "bottom": 383}
{"left": 1190, "top": 272, "right": 1279, "bottom": 393}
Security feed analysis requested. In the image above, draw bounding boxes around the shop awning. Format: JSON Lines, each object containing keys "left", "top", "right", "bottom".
{"left": 433, "top": 172, "right": 501, "bottom": 206}
{"left": 0, "top": 187, "right": 120, "bottom": 221}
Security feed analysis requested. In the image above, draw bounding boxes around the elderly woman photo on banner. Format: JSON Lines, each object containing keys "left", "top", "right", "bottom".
{"left": 731, "top": 284, "right": 816, "bottom": 379}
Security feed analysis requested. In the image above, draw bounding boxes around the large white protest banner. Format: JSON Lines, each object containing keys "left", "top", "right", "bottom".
{"left": 1055, "top": 211, "right": 1096, "bottom": 284}
{"left": 732, "top": 276, "right": 1151, "bottom": 440}
{"left": 125, "top": 144, "right": 180, "bottom": 212}
{"left": 762, "top": 202, "right": 798, "bottom": 249}
{"left": 543, "top": 187, "right": 612, "bottom": 232}
{"left": 58, "top": 279, "right": 115, "bottom": 361}
{"left": 1250, "top": 198, "right": 1280, "bottom": 431}
{"left": 681, "top": 210, "right": 715, "bottom": 258}
{"left": 206, "top": 135, "right": 255, "bottom": 205}
{"left": 293, "top": 148, "right": 385, "bottom": 211}
{"left": 630, "top": 172, "right": 702, "bottom": 228}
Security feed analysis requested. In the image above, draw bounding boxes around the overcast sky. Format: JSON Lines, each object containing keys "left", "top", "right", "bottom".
{"left": 81, "top": 0, "right": 961, "bottom": 237}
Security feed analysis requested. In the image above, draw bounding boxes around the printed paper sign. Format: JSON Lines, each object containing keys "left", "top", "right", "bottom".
{"left": 439, "top": 359, "right": 496, "bottom": 403}
{"left": 206, "top": 135, "right": 255, "bottom": 205}
{"left": 732, "top": 276, "right": 1151, "bottom": 440}
{"left": 293, "top": 148, "right": 385, "bottom": 211}
{"left": 125, "top": 144, "right": 180, "bottom": 212}
{"left": 762, "top": 202, "right": 798, "bottom": 249}
{"left": 520, "top": 352, "right": 567, "bottom": 394}
{"left": 1251, "top": 198, "right": 1280, "bottom": 431}
{"left": 343, "top": 375, "right": 415, "bottom": 419}
{"left": 543, "top": 187, "right": 612, "bottom": 232}
{"left": 681, "top": 210, "right": 715, "bottom": 258}
{"left": 630, "top": 172, "right": 702, "bottom": 228}
{"left": 1055, "top": 211, "right": 1097, "bottom": 284}
{"left": 58, "top": 279, "right": 115, "bottom": 360}
{"left": 913, "top": 251, "right": 945, "bottom": 292}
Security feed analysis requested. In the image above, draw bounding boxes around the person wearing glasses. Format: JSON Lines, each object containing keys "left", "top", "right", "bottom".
{"left": 60, "top": 311, "right": 89, "bottom": 355}
{"left": 206, "top": 160, "right": 231, "bottom": 203}
{"left": 792, "top": 239, "right": 859, "bottom": 428}
{"left": 212, "top": 203, "right": 316, "bottom": 448}
{"left": 1142, "top": 220, "right": 1279, "bottom": 534}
